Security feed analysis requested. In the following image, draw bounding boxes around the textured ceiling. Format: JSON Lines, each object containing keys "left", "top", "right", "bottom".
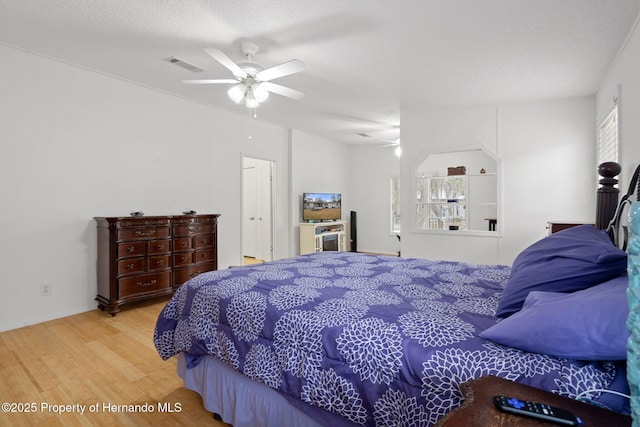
{"left": 1, "top": 0, "right": 639, "bottom": 145}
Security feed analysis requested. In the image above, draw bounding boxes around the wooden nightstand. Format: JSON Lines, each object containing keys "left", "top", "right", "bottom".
{"left": 546, "top": 222, "right": 593, "bottom": 235}
{"left": 435, "top": 376, "right": 630, "bottom": 426}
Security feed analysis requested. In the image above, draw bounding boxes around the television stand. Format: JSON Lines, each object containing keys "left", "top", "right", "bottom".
{"left": 300, "top": 221, "right": 347, "bottom": 255}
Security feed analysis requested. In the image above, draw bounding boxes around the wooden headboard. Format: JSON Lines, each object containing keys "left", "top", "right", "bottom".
{"left": 597, "top": 162, "right": 640, "bottom": 249}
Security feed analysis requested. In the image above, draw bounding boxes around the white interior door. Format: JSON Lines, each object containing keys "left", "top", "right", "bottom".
{"left": 242, "top": 157, "right": 274, "bottom": 262}
{"left": 242, "top": 163, "right": 258, "bottom": 258}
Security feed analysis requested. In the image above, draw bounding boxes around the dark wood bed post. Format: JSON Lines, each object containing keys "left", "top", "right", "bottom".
{"left": 596, "top": 161, "right": 621, "bottom": 230}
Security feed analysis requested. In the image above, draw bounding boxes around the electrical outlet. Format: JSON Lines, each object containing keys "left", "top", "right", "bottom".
{"left": 40, "top": 283, "right": 52, "bottom": 296}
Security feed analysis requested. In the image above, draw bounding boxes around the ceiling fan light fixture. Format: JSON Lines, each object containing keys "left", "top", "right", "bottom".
{"left": 251, "top": 82, "right": 269, "bottom": 103}
{"left": 245, "top": 90, "right": 259, "bottom": 109}
{"left": 227, "top": 83, "right": 247, "bottom": 104}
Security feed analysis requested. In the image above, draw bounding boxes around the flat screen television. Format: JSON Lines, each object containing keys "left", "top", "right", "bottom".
{"left": 303, "top": 193, "right": 342, "bottom": 222}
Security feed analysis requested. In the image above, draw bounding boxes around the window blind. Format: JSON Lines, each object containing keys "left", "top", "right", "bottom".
{"left": 598, "top": 103, "right": 618, "bottom": 165}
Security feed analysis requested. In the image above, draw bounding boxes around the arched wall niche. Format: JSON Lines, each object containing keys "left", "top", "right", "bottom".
{"left": 412, "top": 146, "right": 501, "bottom": 236}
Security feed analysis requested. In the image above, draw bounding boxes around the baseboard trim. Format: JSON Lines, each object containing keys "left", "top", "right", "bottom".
{"left": 0, "top": 304, "right": 95, "bottom": 333}
{"left": 357, "top": 250, "right": 400, "bottom": 257}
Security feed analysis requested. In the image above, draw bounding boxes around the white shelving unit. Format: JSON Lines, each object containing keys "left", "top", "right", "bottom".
{"left": 417, "top": 175, "right": 467, "bottom": 230}
{"left": 300, "top": 221, "right": 347, "bottom": 255}
{"left": 416, "top": 173, "right": 497, "bottom": 231}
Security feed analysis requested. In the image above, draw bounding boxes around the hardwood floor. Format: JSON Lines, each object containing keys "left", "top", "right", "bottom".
{"left": 0, "top": 298, "right": 229, "bottom": 426}
{"left": 243, "top": 256, "right": 264, "bottom": 265}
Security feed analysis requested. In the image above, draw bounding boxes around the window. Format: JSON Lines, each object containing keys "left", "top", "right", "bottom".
{"left": 598, "top": 98, "right": 618, "bottom": 165}
{"left": 390, "top": 177, "right": 400, "bottom": 233}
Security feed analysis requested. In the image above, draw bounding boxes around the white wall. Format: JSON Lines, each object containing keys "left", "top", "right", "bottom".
{"left": 0, "top": 44, "right": 292, "bottom": 331}
{"left": 400, "top": 97, "right": 596, "bottom": 265}
{"left": 597, "top": 15, "right": 640, "bottom": 183}
{"left": 289, "top": 129, "right": 351, "bottom": 255}
{"left": 347, "top": 145, "right": 401, "bottom": 255}
{"left": 498, "top": 98, "right": 596, "bottom": 262}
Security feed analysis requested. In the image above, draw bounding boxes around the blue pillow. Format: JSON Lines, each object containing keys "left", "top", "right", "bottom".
{"left": 496, "top": 225, "right": 627, "bottom": 317}
{"left": 481, "top": 274, "right": 629, "bottom": 360}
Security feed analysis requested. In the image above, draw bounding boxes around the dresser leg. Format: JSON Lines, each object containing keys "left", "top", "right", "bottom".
{"left": 107, "top": 305, "right": 120, "bottom": 317}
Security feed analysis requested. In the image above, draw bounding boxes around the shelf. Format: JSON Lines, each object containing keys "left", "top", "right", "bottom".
{"left": 300, "top": 221, "right": 347, "bottom": 255}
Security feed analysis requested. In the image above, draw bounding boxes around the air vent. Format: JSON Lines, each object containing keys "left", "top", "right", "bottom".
{"left": 163, "top": 56, "right": 205, "bottom": 73}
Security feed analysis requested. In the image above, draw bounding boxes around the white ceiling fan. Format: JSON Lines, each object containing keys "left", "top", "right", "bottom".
{"left": 182, "top": 42, "right": 305, "bottom": 110}
{"left": 358, "top": 131, "right": 402, "bottom": 156}
{"left": 357, "top": 132, "right": 400, "bottom": 146}
{"left": 378, "top": 137, "right": 402, "bottom": 157}
{"left": 377, "top": 138, "right": 401, "bottom": 148}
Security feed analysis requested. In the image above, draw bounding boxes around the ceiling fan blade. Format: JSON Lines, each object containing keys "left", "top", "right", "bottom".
{"left": 261, "top": 82, "right": 305, "bottom": 100}
{"left": 203, "top": 47, "right": 247, "bottom": 79}
{"left": 182, "top": 79, "right": 238, "bottom": 84}
{"left": 256, "top": 59, "right": 305, "bottom": 82}
{"left": 379, "top": 142, "right": 400, "bottom": 147}
{"left": 383, "top": 138, "right": 400, "bottom": 145}
{"left": 359, "top": 132, "right": 400, "bottom": 146}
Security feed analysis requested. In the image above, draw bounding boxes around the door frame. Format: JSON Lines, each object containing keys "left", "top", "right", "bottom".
{"left": 241, "top": 155, "right": 276, "bottom": 263}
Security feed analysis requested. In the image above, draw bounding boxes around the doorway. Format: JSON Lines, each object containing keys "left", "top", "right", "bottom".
{"left": 242, "top": 157, "right": 275, "bottom": 265}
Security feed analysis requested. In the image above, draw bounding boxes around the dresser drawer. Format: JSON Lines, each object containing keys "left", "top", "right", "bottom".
{"left": 148, "top": 255, "right": 170, "bottom": 272}
{"left": 173, "top": 224, "right": 213, "bottom": 236}
{"left": 119, "top": 271, "right": 171, "bottom": 297}
{"left": 148, "top": 239, "right": 171, "bottom": 255}
{"left": 195, "top": 235, "right": 215, "bottom": 248}
{"left": 195, "top": 248, "right": 215, "bottom": 263}
{"left": 174, "top": 263, "right": 216, "bottom": 286}
{"left": 118, "top": 227, "right": 171, "bottom": 241}
{"left": 173, "top": 252, "right": 193, "bottom": 267}
{"left": 117, "top": 241, "right": 145, "bottom": 258}
{"left": 117, "top": 257, "right": 145, "bottom": 276}
{"left": 173, "top": 237, "right": 193, "bottom": 251}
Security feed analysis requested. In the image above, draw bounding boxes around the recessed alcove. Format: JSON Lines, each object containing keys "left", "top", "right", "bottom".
{"left": 414, "top": 148, "right": 500, "bottom": 235}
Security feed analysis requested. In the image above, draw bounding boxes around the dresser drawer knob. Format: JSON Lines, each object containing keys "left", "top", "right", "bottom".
{"left": 156, "top": 244, "right": 164, "bottom": 250}
{"left": 181, "top": 242, "right": 187, "bottom": 247}
{"left": 135, "top": 230, "right": 156, "bottom": 237}
{"left": 188, "top": 227, "right": 200, "bottom": 233}
{"left": 156, "top": 260, "right": 164, "bottom": 266}
{"left": 126, "top": 263, "right": 134, "bottom": 270}
{"left": 136, "top": 279, "right": 157, "bottom": 288}
{"left": 127, "top": 246, "right": 135, "bottom": 253}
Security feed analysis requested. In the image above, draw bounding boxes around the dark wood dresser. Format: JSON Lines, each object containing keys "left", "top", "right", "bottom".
{"left": 95, "top": 214, "right": 220, "bottom": 316}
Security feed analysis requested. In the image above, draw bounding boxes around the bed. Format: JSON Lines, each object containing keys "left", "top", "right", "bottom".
{"left": 154, "top": 162, "right": 639, "bottom": 427}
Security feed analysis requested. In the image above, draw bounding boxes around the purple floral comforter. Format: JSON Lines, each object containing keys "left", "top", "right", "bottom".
{"left": 154, "top": 252, "right": 627, "bottom": 426}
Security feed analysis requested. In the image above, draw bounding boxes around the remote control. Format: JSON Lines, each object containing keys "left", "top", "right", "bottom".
{"left": 493, "top": 395, "right": 583, "bottom": 426}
